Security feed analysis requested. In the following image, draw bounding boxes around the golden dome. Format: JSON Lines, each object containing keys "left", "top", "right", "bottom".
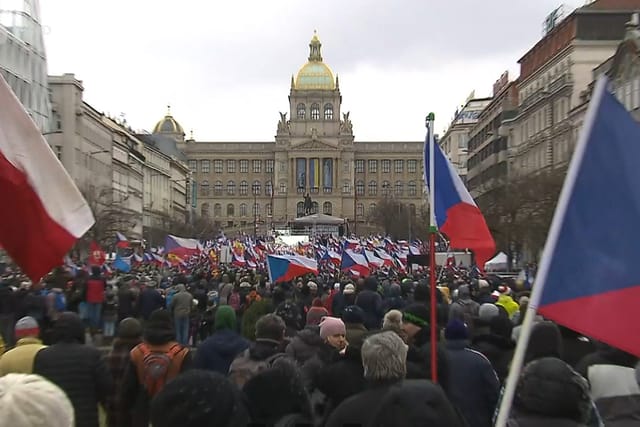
{"left": 153, "top": 105, "right": 184, "bottom": 135}
{"left": 294, "top": 32, "right": 336, "bottom": 91}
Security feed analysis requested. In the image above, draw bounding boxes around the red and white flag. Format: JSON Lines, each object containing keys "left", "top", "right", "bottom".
{"left": 0, "top": 74, "right": 95, "bottom": 281}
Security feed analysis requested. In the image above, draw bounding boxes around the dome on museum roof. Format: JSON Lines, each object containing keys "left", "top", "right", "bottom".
{"left": 294, "top": 31, "right": 336, "bottom": 91}
{"left": 153, "top": 105, "right": 184, "bottom": 135}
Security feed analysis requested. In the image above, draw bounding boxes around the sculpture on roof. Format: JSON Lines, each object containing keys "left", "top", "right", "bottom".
{"left": 340, "top": 111, "right": 353, "bottom": 134}
{"left": 277, "top": 112, "right": 290, "bottom": 134}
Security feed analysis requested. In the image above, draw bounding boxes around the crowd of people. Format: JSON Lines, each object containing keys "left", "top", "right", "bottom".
{"left": 0, "top": 254, "right": 638, "bottom": 427}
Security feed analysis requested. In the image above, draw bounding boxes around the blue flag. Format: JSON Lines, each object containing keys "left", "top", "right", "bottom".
{"left": 534, "top": 76, "right": 640, "bottom": 357}
{"left": 113, "top": 254, "right": 131, "bottom": 273}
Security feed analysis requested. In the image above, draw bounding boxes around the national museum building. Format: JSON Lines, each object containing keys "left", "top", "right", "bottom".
{"left": 152, "top": 33, "right": 424, "bottom": 234}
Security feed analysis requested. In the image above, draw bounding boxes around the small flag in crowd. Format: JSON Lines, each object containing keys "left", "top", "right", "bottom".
{"left": 534, "top": 76, "right": 640, "bottom": 357}
{"left": 423, "top": 123, "right": 495, "bottom": 269}
{"left": 115, "top": 232, "right": 130, "bottom": 248}
{"left": 0, "top": 73, "right": 95, "bottom": 281}
{"left": 267, "top": 254, "right": 318, "bottom": 283}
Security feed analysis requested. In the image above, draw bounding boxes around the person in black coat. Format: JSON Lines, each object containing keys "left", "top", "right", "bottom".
{"left": 137, "top": 281, "right": 164, "bottom": 321}
{"left": 33, "top": 312, "right": 113, "bottom": 427}
{"left": 471, "top": 314, "right": 515, "bottom": 384}
{"left": 355, "top": 277, "right": 383, "bottom": 330}
{"left": 194, "top": 306, "right": 249, "bottom": 374}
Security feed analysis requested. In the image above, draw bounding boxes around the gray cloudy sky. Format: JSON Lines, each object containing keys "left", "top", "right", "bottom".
{"left": 40, "top": 0, "right": 586, "bottom": 141}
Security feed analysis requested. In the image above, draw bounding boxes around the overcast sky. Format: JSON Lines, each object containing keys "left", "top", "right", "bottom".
{"left": 40, "top": 0, "right": 587, "bottom": 141}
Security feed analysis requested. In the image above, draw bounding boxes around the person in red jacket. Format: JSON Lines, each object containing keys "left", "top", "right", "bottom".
{"left": 86, "top": 266, "right": 106, "bottom": 334}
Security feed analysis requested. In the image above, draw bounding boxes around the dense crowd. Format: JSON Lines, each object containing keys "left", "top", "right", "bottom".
{"left": 0, "top": 261, "right": 638, "bottom": 427}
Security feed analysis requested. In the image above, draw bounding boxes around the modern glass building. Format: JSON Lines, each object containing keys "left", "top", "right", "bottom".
{"left": 0, "top": 0, "right": 50, "bottom": 131}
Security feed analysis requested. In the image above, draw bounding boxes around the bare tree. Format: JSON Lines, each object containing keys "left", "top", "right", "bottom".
{"left": 369, "top": 198, "right": 429, "bottom": 240}
{"left": 78, "top": 185, "right": 138, "bottom": 251}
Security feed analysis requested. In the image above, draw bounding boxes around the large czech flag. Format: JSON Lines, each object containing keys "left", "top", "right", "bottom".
{"left": 340, "top": 249, "right": 370, "bottom": 277}
{"left": 533, "top": 76, "right": 640, "bottom": 357}
{"left": 0, "top": 74, "right": 94, "bottom": 281}
{"left": 423, "top": 124, "right": 495, "bottom": 269}
{"left": 164, "top": 234, "right": 201, "bottom": 258}
{"left": 267, "top": 254, "right": 318, "bottom": 283}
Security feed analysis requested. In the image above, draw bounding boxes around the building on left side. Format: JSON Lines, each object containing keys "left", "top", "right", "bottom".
{"left": 46, "top": 74, "right": 191, "bottom": 246}
{"left": 0, "top": 0, "right": 50, "bottom": 131}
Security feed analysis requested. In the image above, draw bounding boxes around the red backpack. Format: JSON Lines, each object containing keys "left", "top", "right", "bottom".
{"left": 130, "top": 342, "right": 188, "bottom": 397}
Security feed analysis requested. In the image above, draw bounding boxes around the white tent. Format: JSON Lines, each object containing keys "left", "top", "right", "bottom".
{"left": 484, "top": 252, "right": 508, "bottom": 272}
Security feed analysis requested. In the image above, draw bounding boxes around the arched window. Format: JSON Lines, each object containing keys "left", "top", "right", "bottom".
{"left": 356, "top": 180, "right": 364, "bottom": 196}
{"left": 395, "top": 181, "right": 404, "bottom": 196}
{"left": 201, "top": 203, "right": 210, "bottom": 217}
{"left": 227, "top": 203, "right": 235, "bottom": 216}
{"left": 408, "top": 181, "right": 417, "bottom": 196}
{"left": 266, "top": 203, "right": 272, "bottom": 217}
{"left": 356, "top": 203, "right": 364, "bottom": 217}
{"left": 213, "top": 203, "right": 222, "bottom": 217}
{"left": 200, "top": 180, "right": 210, "bottom": 197}
{"left": 297, "top": 202, "right": 305, "bottom": 217}
{"left": 323, "top": 201, "right": 332, "bottom": 215}
{"left": 265, "top": 181, "right": 273, "bottom": 196}
{"left": 310, "top": 103, "right": 320, "bottom": 120}
{"left": 279, "top": 181, "right": 287, "bottom": 194}
{"left": 368, "top": 180, "right": 377, "bottom": 196}
{"left": 297, "top": 103, "right": 306, "bottom": 119}
{"left": 369, "top": 203, "right": 377, "bottom": 217}
{"left": 239, "top": 203, "right": 247, "bottom": 217}
{"left": 311, "top": 201, "right": 319, "bottom": 214}
{"left": 253, "top": 203, "right": 261, "bottom": 216}
{"left": 252, "top": 180, "right": 261, "bottom": 195}
{"left": 239, "top": 181, "right": 248, "bottom": 196}
{"left": 227, "top": 180, "right": 235, "bottom": 195}
{"left": 324, "top": 103, "right": 333, "bottom": 120}
{"left": 214, "top": 180, "right": 223, "bottom": 196}
{"left": 382, "top": 180, "right": 391, "bottom": 197}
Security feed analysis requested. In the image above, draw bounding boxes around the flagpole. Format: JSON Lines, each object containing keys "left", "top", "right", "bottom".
{"left": 426, "top": 112, "right": 438, "bottom": 383}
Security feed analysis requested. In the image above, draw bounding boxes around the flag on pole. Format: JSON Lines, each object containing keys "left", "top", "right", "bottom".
{"left": 267, "top": 254, "right": 318, "bottom": 283}
{"left": 0, "top": 74, "right": 95, "bottom": 281}
{"left": 534, "top": 76, "right": 640, "bottom": 357}
{"left": 423, "top": 125, "right": 495, "bottom": 269}
{"left": 164, "top": 235, "right": 201, "bottom": 258}
{"left": 115, "top": 232, "right": 130, "bottom": 248}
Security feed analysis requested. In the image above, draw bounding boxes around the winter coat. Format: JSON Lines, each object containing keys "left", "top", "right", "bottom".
{"left": 507, "top": 413, "right": 588, "bottom": 427}
{"left": 286, "top": 326, "right": 324, "bottom": 365}
{"left": 449, "top": 298, "right": 480, "bottom": 324}
{"left": 0, "top": 336, "right": 45, "bottom": 375}
{"left": 170, "top": 290, "right": 193, "bottom": 318}
{"left": 576, "top": 347, "right": 640, "bottom": 427}
{"left": 117, "top": 287, "right": 136, "bottom": 320}
{"left": 316, "top": 344, "right": 366, "bottom": 416}
{"left": 138, "top": 288, "right": 164, "bottom": 320}
{"left": 355, "top": 290, "right": 383, "bottom": 330}
{"left": 445, "top": 340, "right": 500, "bottom": 427}
{"left": 105, "top": 337, "right": 141, "bottom": 427}
{"left": 194, "top": 329, "right": 249, "bottom": 374}
{"left": 34, "top": 342, "right": 112, "bottom": 427}
{"left": 86, "top": 278, "right": 106, "bottom": 304}
{"left": 471, "top": 333, "right": 515, "bottom": 383}
{"left": 325, "top": 381, "right": 401, "bottom": 427}
{"left": 345, "top": 323, "right": 368, "bottom": 349}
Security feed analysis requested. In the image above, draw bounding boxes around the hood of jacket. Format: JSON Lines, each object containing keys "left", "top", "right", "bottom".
{"left": 206, "top": 329, "right": 249, "bottom": 357}
{"left": 249, "top": 339, "right": 283, "bottom": 360}
{"left": 53, "top": 312, "right": 85, "bottom": 344}
{"left": 297, "top": 326, "right": 323, "bottom": 347}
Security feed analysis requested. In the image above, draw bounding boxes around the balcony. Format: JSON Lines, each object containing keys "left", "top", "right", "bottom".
{"left": 548, "top": 73, "right": 573, "bottom": 94}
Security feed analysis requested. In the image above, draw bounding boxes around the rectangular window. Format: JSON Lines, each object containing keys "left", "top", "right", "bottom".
{"left": 382, "top": 159, "right": 391, "bottom": 173}
{"left": 355, "top": 160, "right": 364, "bottom": 173}
{"left": 266, "top": 159, "right": 274, "bottom": 173}
{"left": 368, "top": 159, "right": 378, "bottom": 173}
{"left": 394, "top": 160, "right": 403, "bottom": 173}
{"left": 240, "top": 160, "right": 249, "bottom": 173}
{"left": 214, "top": 160, "right": 223, "bottom": 173}
{"left": 279, "top": 182, "right": 286, "bottom": 194}
{"left": 252, "top": 160, "right": 262, "bottom": 173}
{"left": 342, "top": 182, "right": 351, "bottom": 194}
{"left": 227, "top": 160, "right": 236, "bottom": 173}
{"left": 54, "top": 145, "right": 62, "bottom": 160}
{"left": 188, "top": 160, "right": 197, "bottom": 172}
{"left": 407, "top": 159, "right": 417, "bottom": 173}
{"left": 201, "top": 160, "right": 210, "bottom": 173}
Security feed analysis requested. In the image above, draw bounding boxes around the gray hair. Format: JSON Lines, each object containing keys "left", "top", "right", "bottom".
{"left": 361, "top": 331, "right": 408, "bottom": 381}
{"left": 255, "top": 313, "right": 286, "bottom": 341}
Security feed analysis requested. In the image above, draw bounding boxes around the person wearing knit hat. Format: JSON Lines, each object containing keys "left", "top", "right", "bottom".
{"left": 342, "top": 305, "right": 367, "bottom": 349}
{"left": 0, "top": 373, "right": 74, "bottom": 427}
{"left": 319, "top": 316, "right": 347, "bottom": 351}
{"left": 105, "top": 317, "right": 142, "bottom": 427}
{"left": 150, "top": 370, "right": 249, "bottom": 427}
{"left": 0, "top": 317, "right": 45, "bottom": 375}
{"left": 402, "top": 303, "right": 430, "bottom": 345}
{"left": 343, "top": 284, "right": 356, "bottom": 295}
{"left": 478, "top": 303, "right": 499, "bottom": 324}
{"left": 194, "top": 306, "right": 249, "bottom": 374}
{"left": 306, "top": 298, "right": 329, "bottom": 326}
{"left": 444, "top": 319, "right": 500, "bottom": 427}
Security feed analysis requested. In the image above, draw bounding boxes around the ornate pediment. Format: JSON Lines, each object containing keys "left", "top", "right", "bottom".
{"left": 292, "top": 139, "right": 337, "bottom": 151}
